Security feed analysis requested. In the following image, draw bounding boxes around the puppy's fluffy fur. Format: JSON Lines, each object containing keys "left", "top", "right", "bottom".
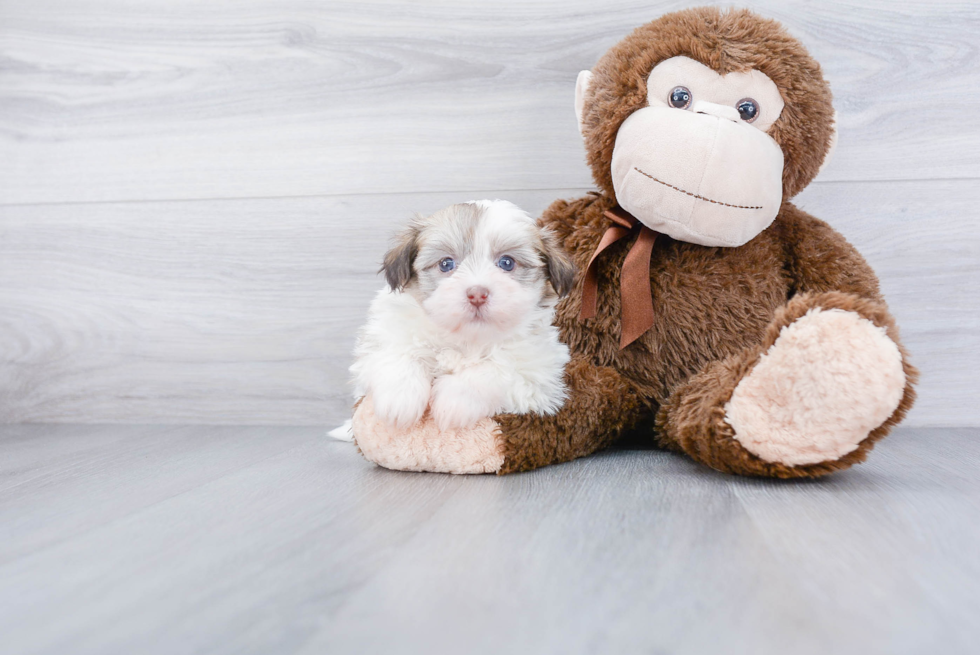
{"left": 349, "top": 200, "right": 575, "bottom": 431}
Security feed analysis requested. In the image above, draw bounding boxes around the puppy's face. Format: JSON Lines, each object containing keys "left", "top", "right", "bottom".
{"left": 382, "top": 200, "right": 575, "bottom": 342}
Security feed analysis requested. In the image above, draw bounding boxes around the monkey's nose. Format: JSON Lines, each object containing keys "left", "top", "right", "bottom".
{"left": 691, "top": 100, "right": 740, "bottom": 123}
{"left": 466, "top": 285, "right": 490, "bottom": 307}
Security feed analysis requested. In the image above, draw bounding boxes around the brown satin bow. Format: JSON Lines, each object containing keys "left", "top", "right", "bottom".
{"left": 579, "top": 206, "right": 659, "bottom": 349}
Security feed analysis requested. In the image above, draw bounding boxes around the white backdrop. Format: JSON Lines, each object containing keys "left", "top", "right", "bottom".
{"left": 1, "top": 0, "right": 977, "bottom": 426}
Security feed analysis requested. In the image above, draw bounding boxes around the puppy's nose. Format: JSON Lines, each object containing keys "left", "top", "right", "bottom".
{"left": 466, "top": 285, "right": 490, "bottom": 307}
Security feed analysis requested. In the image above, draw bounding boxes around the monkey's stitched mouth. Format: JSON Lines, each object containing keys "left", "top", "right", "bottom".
{"left": 634, "top": 168, "right": 763, "bottom": 210}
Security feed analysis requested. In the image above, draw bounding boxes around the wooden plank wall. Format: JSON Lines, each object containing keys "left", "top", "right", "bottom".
{"left": 1, "top": 0, "right": 977, "bottom": 426}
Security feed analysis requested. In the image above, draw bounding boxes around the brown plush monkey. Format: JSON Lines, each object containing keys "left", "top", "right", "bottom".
{"left": 353, "top": 7, "right": 917, "bottom": 478}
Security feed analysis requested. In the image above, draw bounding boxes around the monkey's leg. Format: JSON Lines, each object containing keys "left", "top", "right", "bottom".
{"left": 656, "top": 291, "right": 917, "bottom": 478}
{"left": 353, "top": 355, "right": 645, "bottom": 475}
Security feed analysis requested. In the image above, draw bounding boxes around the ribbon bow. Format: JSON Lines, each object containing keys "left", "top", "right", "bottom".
{"left": 579, "top": 206, "right": 659, "bottom": 349}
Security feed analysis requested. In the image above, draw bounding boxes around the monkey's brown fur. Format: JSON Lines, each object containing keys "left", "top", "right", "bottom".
{"left": 494, "top": 8, "right": 917, "bottom": 477}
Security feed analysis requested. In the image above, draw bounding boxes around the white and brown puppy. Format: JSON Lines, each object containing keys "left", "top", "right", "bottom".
{"left": 346, "top": 200, "right": 574, "bottom": 433}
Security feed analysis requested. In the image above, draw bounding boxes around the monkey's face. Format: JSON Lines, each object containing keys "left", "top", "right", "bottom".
{"left": 611, "top": 57, "right": 785, "bottom": 247}
{"left": 574, "top": 9, "right": 838, "bottom": 248}
{"left": 580, "top": 56, "right": 786, "bottom": 247}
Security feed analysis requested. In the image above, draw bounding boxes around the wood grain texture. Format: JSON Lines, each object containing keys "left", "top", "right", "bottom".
{"left": 0, "top": 424, "right": 977, "bottom": 655}
{"left": 1, "top": 0, "right": 978, "bottom": 204}
{"left": 0, "top": 0, "right": 977, "bottom": 427}
{"left": 0, "top": 180, "right": 977, "bottom": 426}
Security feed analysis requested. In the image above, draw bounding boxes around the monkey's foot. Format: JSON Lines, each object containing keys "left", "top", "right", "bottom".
{"left": 352, "top": 394, "right": 504, "bottom": 474}
{"left": 724, "top": 307, "right": 906, "bottom": 466}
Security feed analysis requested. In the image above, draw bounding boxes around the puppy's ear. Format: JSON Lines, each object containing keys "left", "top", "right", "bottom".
{"left": 381, "top": 223, "right": 420, "bottom": 291}
{"left": 540, "top": 228, "right": 576, "bottom": 298}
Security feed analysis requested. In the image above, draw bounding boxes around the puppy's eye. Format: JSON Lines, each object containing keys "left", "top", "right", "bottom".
{"left": 497, "top": 255, "right": 515, "bottom": 272}
{"left": 736, "top": 98, "right": 759, "bottom": 123}
{"left": 668, "top": 86, "right": 692, "bottom": 109}
{"left": 438, "top": 257, "right": 455, "bottom": 273}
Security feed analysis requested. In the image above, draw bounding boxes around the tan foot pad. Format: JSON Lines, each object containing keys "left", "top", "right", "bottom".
{"left": 352, "top": 395, "right": 505, "bottom": 474}
{"left": 724, "top": 308, "right": 906, "bottom": 466}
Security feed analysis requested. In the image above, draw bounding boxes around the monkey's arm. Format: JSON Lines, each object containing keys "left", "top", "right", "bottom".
{"left": 352, "top": 354, "right": 643, "bottom": 475}
{"left": 493, "top": 354, "right": 646, "bottom": 474}
{"left": 777, "top": 202, "right": 884, "bottom": 300}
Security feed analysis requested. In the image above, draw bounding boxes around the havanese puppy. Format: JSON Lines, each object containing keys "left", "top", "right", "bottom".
{"left": 340, "top": 199, "right": 575, "bottom": 435}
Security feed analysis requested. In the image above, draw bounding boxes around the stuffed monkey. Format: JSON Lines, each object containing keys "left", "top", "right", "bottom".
{"left": 353, "top": 7, "right": 917, "bottom": 478}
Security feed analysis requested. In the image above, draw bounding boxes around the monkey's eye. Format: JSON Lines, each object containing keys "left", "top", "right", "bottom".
{"left": 497, "top": 255, "right": 515, "bottom": 272}
{"left": 736, "top": 98, "right": 760, "bottom": 123}
{"left": 438, "top": 257, "right": 455, "bottom": 273}
{"left": 668, "top": 86, "right": 692, "bottom": 109}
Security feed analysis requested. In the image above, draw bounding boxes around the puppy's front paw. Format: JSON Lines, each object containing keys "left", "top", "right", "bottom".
{"left": 430, "top": 375, "right": 498, "bottom": 431}
{"left": 372, "top": 377, "right": 431, "bottom": 429}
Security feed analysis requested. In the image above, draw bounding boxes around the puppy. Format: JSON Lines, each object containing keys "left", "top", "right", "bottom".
{"left": 348, "top": 199, "right": 575, "bottom": 432}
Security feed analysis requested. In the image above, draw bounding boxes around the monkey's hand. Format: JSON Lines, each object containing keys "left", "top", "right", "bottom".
{"left": 352, "top": 393, "right": 504, "bottom": 474}
{"left": 352, "top": 355, "right": 644, "bottom": 474}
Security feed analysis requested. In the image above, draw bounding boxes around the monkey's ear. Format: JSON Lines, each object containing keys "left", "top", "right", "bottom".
{"left": 381, "top": 224, "right": 420, "bottom": 291}
{"left": 816, "top": 109, "right": 839, "bottom": 178}
{"left": 541, "top": 229, "right": 576, "bottom": 298}
{"left": 574, "top": 70, "right": 593, "bottom": 137}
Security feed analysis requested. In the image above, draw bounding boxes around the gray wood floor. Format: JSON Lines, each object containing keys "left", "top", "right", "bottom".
{"left": 1, "top": 424, "right": 977, "bottom": 655}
